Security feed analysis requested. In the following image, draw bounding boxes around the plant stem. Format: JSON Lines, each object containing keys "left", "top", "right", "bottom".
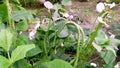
{"left": 5, "top": 0, "right": 11, "bottom": 27}
{"left": 7, "top": 52, "right": 13, "bottom": 68}
{"left": 43, "top": 22, "right": 52, "bottom": 56}
{"left": 66, "top": 21, "right": 84, "bottom": 68}
{"left": 7, "top": 51, "right": 10, "bottom": 60}
{"left": 88, "top": 23, "right": 102, "bottom": 46}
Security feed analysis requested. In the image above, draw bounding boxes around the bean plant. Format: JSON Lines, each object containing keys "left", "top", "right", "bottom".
{"left": 0, "top": 0, "right": 120, "bottom": 68}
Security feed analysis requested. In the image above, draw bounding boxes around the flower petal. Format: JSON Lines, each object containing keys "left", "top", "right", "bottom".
{"left": 96, "top": 2, "right": 105, "bottom": 12}
{"left": 44, "top": 1, "right": 53, "bottom": 9}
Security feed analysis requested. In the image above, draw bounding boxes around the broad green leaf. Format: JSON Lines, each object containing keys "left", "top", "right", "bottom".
{"left": 96, "top": 30, "right": 107, "bottom": 39}
{"left": 100, "top": 50, "right": 116, "bottom": 64}
{"left": 0, "top": 29, "right": 13, "bottom": 51}
{"left": 95, "top": 38, "right": 110, "bottom": 47}
{"left": 92, "top": 42, "right": 102, "bottom": 52}
{"left": 33, "top": 57, "right": 50, "bottom": 68}
{"left": 106, "top": 46, "right": 117, "bottom": 56}
{"left": 103, "top": 63, "right": 114, "bottom": 68}
{"left": 16, "top": 20, "right": 28, "bottom": 31}
{"left": 0, "top": 55, "right": 10, "bottom": 68}
{"left": 67, "top": 25, "right": 78, "bottom": 33}
{"left": 12, "top": 10, "right": 34, "bottom": 22}
{"left": 58, "top": 26, "right": 69, "bottom": 38}
{"left": 0, "top": 4, "right": 8, "bottom": 22}
{"left": 95, "top": 30, "right": 110, "bottom": 47}
{"left": 39, "top": 59, "right": 73, "bottom": 68}
{"left": 53, "top": 3, "right": 63, "bottom": 10}
{"left": 13, "top": 59, "right": 32, "bottom": 68}
{"left": 15, "top": 34, "right": 29, "bottom": 46}
{"left": 26, "top": 46, "right": 42, "bottom": 57}
{"left": 10, "top": 44, "right": 35, "bottom": 63}
{"left": 55, "top": 20, "right": 65, "bottom": 34}
{"left": 111, "top": 38, "right": 120, "bottom": 46}
{"left": 52, "top": 10, "right": 60, "bottom": 21}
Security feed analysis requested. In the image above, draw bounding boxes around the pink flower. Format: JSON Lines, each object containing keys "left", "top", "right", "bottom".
{"left": 44, "top": 1, "right": 53, "bottom": 9}
{"left": 29, "top": 30, "right": 36, "bottom": 40}
{"left": 34, "top": 21, "right": 40, "bottom": 30}
{"left": 69, "top": 15, "right": 74, "bottom": 19}
{"left": 104, "top": 2, "right": 115, "bottom": 8}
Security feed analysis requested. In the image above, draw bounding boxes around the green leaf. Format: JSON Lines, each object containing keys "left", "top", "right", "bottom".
{"left": 111, "top": 38, "right": 120, "bottom": 46}
{"left": 100, "top": 50, "right": 116, "bottom": 64}
{"left": 97, "top": 30, "right": 107, "bottom": 39}
{"left": 0, "top": 29, "right": 13, "bottom": 51}
{"left": 55, "top": 20, "right": 65, "bottom": 34}
{"left": 0, "top": 4, "right": 8, "bottom": 22}
{"left": 26, "top": 46, "right": 42, "bottom": 57}
{"left": 92, "top": 42, "right": 102, "bottom": 52}
{"left": 15, "top": 34, "right": 29, "bottom": 46}
{"left": 95, "top": 30, "right": 110, "bottom": 47}
{"left": 0, "top": 55, "right": 10, "bottom": 68}
{"left": 103, "top": 63, "right": 114, "bottom": 68}
{"left": 95, "top": 38, "right": 110, "bottom": 47}
{"left": 16, "top": 20, "right": 28, "bottom": 31}
{"left": 12, "top": 10, "right": 34, "bottom": 22}
{"left": 53, "top": 3, "right": 63, "bottom": 10}
{"left": 33, "top": 57, "right": 50, "bottom": 68}
{"left": 58, "top": 26, "right": 69, "bottom": 38}
{"left": 52, "top": 10, "right": 60, "bottom": 21}
{"left": 39, "top": 59, "right": 73, "bottom": 68}
{"left": 10, "top": 44, "right": 35, "bottom": 63}
{"left": 13, "top": 59, "right": 32, "bottom": 68}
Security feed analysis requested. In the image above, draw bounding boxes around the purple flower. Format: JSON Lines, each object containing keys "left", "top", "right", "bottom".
{"left": 44, "top": 1, "right": 53, "bottom": 9}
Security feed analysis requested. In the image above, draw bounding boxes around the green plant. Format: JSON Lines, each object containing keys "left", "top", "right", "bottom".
{"left": 0, "top": 29, "right": 35, "bottom": 68}
{"left": 1, "top": 0, "right": 120, "bottom": 68}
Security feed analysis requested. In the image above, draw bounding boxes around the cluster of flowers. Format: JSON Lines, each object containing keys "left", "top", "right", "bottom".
{"left": 96, "top": 2, "right": 116, "bottom": 27}
{"left": 96, "top": 2, "right": 115, "bottom": 13}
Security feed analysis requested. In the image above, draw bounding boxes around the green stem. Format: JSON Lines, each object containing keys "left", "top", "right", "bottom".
{"left": 7, "top": 52, "right": 13, "bottom": 68}
{"left": 5, "top": 0, "right": 12, "bottom": 27}
{"left": 88, "top": 23, "right": 102, "bottom": 46}
{"left": 83, "top": 13, "right": 100, "bottom": 47}
{"left": 7, "top": 51, "right": 10, "bottom": 60}
{"left": 43, "top": 22, "right": 52, "bottom": 56}
{"left": 65, "top": 21, "right": 84, "bottom": 68}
